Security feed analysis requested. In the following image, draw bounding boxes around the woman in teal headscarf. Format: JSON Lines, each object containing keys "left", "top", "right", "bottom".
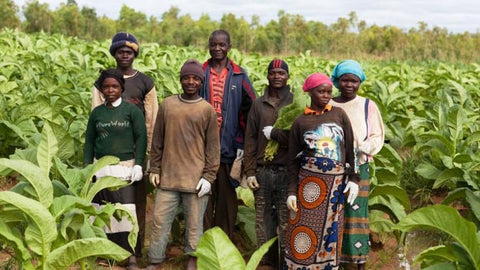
{"left": 329, "top": 60, "right": 385, "bottom": 270}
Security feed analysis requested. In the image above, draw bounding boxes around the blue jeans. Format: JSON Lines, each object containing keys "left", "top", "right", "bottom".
{"left": 148, "top": 189, "right": 208, "bottom": 264}
{"left": 254, "top": 165, "right": 289, "bottom": 267}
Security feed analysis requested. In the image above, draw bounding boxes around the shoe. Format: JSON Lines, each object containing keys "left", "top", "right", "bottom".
{"left": 186, "top": 256, "right": 197, "bottom": 270}
{"left": 145, "top": 263, "right": 164, "bottom": 270}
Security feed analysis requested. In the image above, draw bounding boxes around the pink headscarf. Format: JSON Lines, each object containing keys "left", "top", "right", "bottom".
{"left": 302, "top": 73, "right": 333, "bottom": 92}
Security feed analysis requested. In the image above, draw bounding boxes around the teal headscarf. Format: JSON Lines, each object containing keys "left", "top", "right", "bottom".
{"left": 330, "top": 59, "right": 366, "bottom": 89}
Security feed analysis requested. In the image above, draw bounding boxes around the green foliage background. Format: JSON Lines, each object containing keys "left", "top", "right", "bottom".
{"left": 1, "top": 28, "right": 480, "bottom": 269}
{"left": 1, "top": 0, "right": 480, "bottom": 62}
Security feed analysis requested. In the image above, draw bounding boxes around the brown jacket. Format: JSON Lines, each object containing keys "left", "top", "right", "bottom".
{"left": 244, "top": 85, "right": 293, "bottom": 177}
{"left": 149, "top": 95, "right": 220, "bottom": 193}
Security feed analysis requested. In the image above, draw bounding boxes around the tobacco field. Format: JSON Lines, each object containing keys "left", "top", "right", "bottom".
{"left": 0, "top": 29, "right": 480, "bottom": 269}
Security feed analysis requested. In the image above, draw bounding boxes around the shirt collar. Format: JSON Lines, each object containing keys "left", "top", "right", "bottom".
{"left": 304, "top": 104, "right": 332, "bottom": 115}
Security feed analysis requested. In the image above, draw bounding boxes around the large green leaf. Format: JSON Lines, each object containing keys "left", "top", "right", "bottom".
{"left": 43, "top": 238, "right": 131, "bottom": 270}
{"left": 413, "top": 245, "right": 456, "bottom": 267}
{"left": 394, "top": 205, "right": 480, "bottom": 269}
{"left": 236, "top": 205, "right": 257, "bottom": 245}
{"left": 236, "top": 187, "right": 254, "bottom": 208}
{"left": 370, "top": 184, "right": 411, "bottom": 210}
{"left": 432, "top": 168, "right": 465, "bottom": 189}
{"left": 0, "top": 159, "right": 53, "bottom": 207}
{"left": 195, "top": 227, "right": 246, "bottom": 270}
{"left": 0, "top": 191, "right": 57, "bottom": 257}
{"left": 37, "top": 122, "right": 58, "bottom": 177}
{"left": 80, "top": 156, "right": 120, "bottom": 198}
{"left": 415, "top": 162, "right": 442, "bottom": 180}
{"left": 245, "top": 237, "right": 277, "bottom": 270}
{"left": 465, "top": 191, "right": 480, "bottom": 223}
{"left": 369, "top": 210, "right": 395, "bottom": 233}
{"left": 50, "top": 195, "right": 96, "bottom": 220}
{"left": 0, "top": 220, "right": 32, "bottom": 261}
{"left": 85, "top": 176, "right": 128, "bottom": 202}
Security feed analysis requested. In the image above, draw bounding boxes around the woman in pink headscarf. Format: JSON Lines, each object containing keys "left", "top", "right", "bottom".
{"left": 284, "top": 73, "right": 359, "bottom": 270}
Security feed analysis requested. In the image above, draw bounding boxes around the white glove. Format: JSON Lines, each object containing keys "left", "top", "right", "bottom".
{"left": 286, "top": 195, "right": 298, "bottom": 212}
{"left": 358, "top": 141, "right": 372, "bottom": 154}
{"left": 196, "top": 177, "right": 211, "bottom": 197}
{"left": 149, "top": 173, "right": 160, "bottom": 187}
{"left": 263, "top": 126, "right": 273, "bottom": 140}
{"left": 246, "top": 176, "right": 260, "bottom": 190}
{"left": 131, "top": 165, "right": 143, "bottom": 182}
{"left": 236, "top": 149, "right": 244, "bottom": 159}
{"left": 344, "top": 181, "right": 359, "bottom": 205}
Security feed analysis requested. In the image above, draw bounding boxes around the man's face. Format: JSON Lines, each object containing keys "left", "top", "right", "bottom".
{"left": 181, "top": 75, "right": 202, "bottom": 97}
{"left": 209, "top": 33, "right": 231, "bottom": 61}
{"left": 114, "top": 46, "right": 135, "bottom": 69}
{"left": 267, "top": 68, "right": 289, "bottom": 89}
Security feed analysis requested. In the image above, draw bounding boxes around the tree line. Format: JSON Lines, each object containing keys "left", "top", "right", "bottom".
{"left": 2, "top": 0, "right": 480, "bottom": 63}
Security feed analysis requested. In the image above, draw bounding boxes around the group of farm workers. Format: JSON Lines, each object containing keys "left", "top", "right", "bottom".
{"left": 83, "top": 29, "right": 385, "bottom": 270}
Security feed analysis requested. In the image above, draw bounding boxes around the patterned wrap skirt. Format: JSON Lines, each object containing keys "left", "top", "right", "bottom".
{"left": 284, "top": 156, "right": 346, "bottom": 270}
{"left": 92, "top": 159, "right": 141, "bottom": 256}
{"left": 340, "top": 163, "right": 371, "bottom": 264}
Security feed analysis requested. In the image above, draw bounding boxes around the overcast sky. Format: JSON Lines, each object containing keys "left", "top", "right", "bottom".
{"left": 12, "top": 0, "right": 480, "bottom": 34}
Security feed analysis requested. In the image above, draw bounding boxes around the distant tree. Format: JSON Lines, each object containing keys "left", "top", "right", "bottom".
{"left": 0, "top": 0, "right": 20, "bottom": 29}
{"left": 118, "top": 4, "right": 147, "bottom": 34}
{"left": 51, "top": 2, "right": 82, "bottom": 36}
{"left": 22, "top": 0, "right": 53, "bottom": 33}
{"left": 81, "top": 6, "right": 98, "bottom": 39}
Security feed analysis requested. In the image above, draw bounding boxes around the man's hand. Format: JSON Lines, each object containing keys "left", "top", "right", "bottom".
{"left": 236, "top": 149, "right": 244, "bottom": 159}
{"left": 286, "top": 195, "right": 298, "bottom": 212}
{"left": 246, "top": 176, "right": 260, "bottom": 190}
{"left": 149, "top": 173, "right": 160, "bottom": 187}
{"left": 196, "top": 178, "right": 211, "bottom": 197}
{"left": 262, "top": 126, "right": 273, "bottom": 140}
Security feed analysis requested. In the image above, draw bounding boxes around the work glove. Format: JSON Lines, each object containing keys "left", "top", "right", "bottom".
{"left": 196, "top": 177, "right": 211, "bottom": 198}
{"left": 236, "top": 149, "right": 244, "bottom": 159}
{"left": 263, "top": 126, "right": 273, "bottom": 140}
{"left": 246, "top": 176, "right": 260, "bottom": 190}
{"left": 344, "top": 181, "right": 359, "bottom": 205}
{"left": 286, "top": 195, "right": 298, "bottom": 212}
{"left": 131, "top": 165, "right": 143, "bottom": 182}
{"left": 149, "top": 173, "right": 161, "bottom": 187}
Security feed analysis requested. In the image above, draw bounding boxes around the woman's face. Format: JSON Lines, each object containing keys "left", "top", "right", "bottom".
{"left": 309, "top": 83, "right": 332, "bottom": 110}
{"left": 338, "top": 73, "right": 361, "bottom": 100}
{"left": 101, "top": 77, "right": 122, "bottom": 104}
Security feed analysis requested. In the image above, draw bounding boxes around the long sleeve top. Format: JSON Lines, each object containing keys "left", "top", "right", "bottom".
{"left": 83, "top": 100, "right": 147, "bottom": 166}
{"left": 287, "top": 106, "right": 358, "bottom": 196}
{"left": 244, "top": 85, "right": 293, "bottom": 176}
{"left": 330, "top": 95, "right": 384, "bottom": 168}
{"left": 92, "top": 70, "right": 158, "bottom": 152}
{"left": 149, "top": 95, "right": 220, "bottom": 193}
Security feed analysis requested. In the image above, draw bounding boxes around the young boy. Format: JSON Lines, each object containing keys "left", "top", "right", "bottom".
{"left": 146, "top": 60, "right": 220, "bottom": 270}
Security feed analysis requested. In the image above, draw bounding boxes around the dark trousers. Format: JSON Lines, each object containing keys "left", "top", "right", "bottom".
{"left": 134, "top": 174, "right": 147, "bottom": 252}
{"left": 204, "top": 163, "right": 238, "bottom": 240}
{"left": 254, "top": 165, "right": 289, "bottom": 268}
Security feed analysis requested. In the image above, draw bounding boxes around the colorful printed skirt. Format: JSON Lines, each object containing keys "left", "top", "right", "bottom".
{"left": 340, "top": 163, "right": 371, "bottom": 264}
{"left": 284, "top": 156, "right": 345, "bottom": 270}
